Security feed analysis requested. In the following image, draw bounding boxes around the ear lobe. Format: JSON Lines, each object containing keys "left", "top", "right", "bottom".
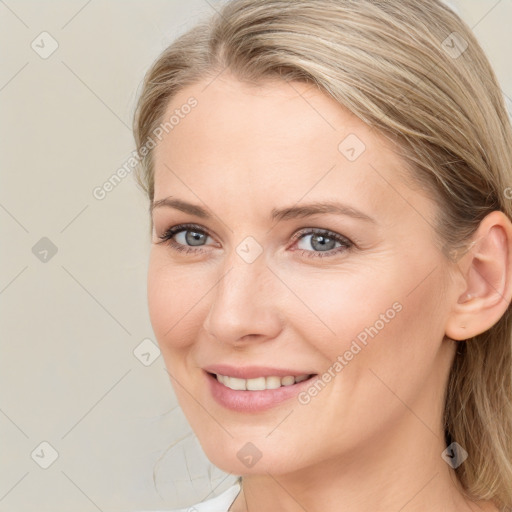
{"left": 445, "top": 211, "right": 512, "bottom": 341}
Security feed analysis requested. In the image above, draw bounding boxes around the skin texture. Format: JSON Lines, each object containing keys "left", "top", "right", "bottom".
{"left": 148, "top": 74, "right": 510, "bottom": 511}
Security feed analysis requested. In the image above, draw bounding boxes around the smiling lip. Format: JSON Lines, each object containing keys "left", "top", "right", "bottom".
{"left": 202, "top": 364, "right": 314, "bottom": 379}
{"left": 203, "top": 365, "right": 318, "bottom": 412}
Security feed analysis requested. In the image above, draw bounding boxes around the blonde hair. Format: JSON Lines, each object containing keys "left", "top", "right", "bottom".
{"left": 133, "top": 0, "right": 512, "bottom": 508}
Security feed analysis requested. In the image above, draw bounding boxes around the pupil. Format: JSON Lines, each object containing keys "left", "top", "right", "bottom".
{"left": 186, "top": 231, "right": 205, "bottom": 246}
{"left": 312, "top": 234, "right": 335, "bottom": 251}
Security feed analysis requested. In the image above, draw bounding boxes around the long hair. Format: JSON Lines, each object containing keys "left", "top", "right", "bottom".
{"left": 132, "top": 1, "right": 512, "bottom": 508}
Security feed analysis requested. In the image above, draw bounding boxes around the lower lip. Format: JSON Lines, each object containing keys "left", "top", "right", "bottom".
{"left": 205, "top": 371, "right": 318, "bottom": 412}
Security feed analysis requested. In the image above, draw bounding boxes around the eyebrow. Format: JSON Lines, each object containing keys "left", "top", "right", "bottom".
{"left": 150, "top": 197, "right": 376, "bottom": 223}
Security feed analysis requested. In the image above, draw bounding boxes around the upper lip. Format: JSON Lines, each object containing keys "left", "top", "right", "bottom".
{"left": 203, "top": 364, "right": 316, "bottom": 380}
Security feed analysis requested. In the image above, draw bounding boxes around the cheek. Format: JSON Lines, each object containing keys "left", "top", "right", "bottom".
{"left": 330, "top": 263, "right": 450, "bottom": 416}
{"left": 147, "top": 251, "right": 205, "bottom": 351}
{"left": 276, "top": 264, "right": 405, "bottom": 356}
{"left": 288, "top": 267, "right": 449, "bottom": 454}
{"left": 289, "top": 258, "right": 448, "bottom": 394}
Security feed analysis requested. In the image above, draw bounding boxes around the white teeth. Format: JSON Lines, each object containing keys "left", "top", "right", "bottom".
{"left": 216, "top": 373, "right": 311, "bottom": 390}
{"left": 281, "top": 376, "right": 295, "bottom": 386}
{"left": 246, "top": 377, "right": 265, "bottom": 390}
{"left": 265, "top": 376, "right": 281, "bottom": 389}
{"left": 228, "top": 377, "right": 246, "bottom": 390}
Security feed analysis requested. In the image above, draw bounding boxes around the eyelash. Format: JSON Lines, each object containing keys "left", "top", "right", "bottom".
{"left": 156, "top": 222, "right": 354, "bottom": 259}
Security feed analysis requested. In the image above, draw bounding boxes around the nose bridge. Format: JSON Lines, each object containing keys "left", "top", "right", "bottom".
{"left": 203, "top": 247, "right": 282, "bottom": 343}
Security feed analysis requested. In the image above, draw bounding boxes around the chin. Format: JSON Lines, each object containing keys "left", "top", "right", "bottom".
{"left": 196, "top": 435, "right": 300, "bottom": 476}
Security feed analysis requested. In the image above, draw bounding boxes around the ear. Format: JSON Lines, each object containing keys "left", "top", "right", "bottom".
{"left": 445, "top": 210, "right": 512, "bottom": 341}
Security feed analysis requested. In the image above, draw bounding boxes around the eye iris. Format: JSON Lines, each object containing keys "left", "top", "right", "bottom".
{"left": 311, "top": 233, "right": 336, "bottom": 251}
{"left": 185, "top": 230, "right": 206, "bottom": 246}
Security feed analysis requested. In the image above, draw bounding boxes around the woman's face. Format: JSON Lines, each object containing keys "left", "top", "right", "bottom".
{"left": 148, "top": 74, "right": 457, "bottom": 475}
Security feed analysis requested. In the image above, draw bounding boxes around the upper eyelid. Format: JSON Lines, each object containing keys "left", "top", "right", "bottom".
{"left": 159, "top": 223, "right": 353, "bottom": 246}
{"left": 163, "top": 223, "right": 215, "bottom": 240}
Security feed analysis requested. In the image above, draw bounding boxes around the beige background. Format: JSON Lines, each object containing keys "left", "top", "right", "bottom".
{"left": 1, "top": 1, "right": 511, "bottom": 511}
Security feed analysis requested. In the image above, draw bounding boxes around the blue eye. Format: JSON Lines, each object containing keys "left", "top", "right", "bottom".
{"left": 292, "top": 228, "right": 353, "bottom": 258}
{"left": 156, "top": 224, "right": 353, "bottom": 258}
{"left": 157, "top": 223, "right": 212, "bottom": 255}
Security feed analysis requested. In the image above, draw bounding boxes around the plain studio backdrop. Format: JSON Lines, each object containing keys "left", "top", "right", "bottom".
{"left": 1, "top": 1, "right": 511, "bottom": 511}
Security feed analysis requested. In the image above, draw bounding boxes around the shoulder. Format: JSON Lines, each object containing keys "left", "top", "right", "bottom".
{"left": 136, "top": 480, "right": 242, "bottom": 512}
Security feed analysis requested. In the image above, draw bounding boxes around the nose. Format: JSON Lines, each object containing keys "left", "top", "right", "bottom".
{"left": 202, "top": 251, "right": 283, "bottom": 345}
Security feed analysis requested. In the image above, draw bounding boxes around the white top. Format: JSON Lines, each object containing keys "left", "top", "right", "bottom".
{"left": 139, "top": 481, "right": 242, "bottom": 512}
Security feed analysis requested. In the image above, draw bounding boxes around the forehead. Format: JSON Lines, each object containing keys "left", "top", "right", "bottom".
{"left": 152, "top": 74, "right": 425, "bottom": 224}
